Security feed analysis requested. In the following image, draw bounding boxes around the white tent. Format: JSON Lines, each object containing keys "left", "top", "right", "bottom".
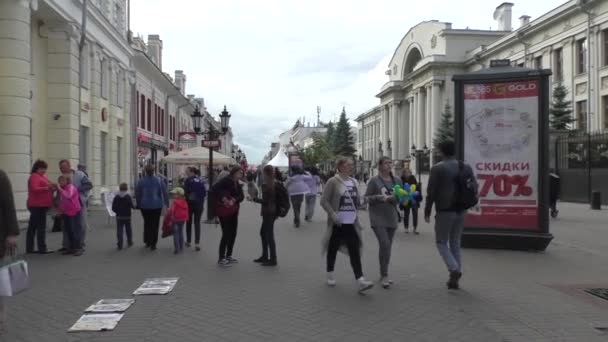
{"left": 160, "top": 146, "right": 233, "bottom": 165}
{"left": 266, "top": 145, "right": 289, "bottom": 168}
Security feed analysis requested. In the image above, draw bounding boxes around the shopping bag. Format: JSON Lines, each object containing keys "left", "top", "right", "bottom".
{"left": 161, "top": 214, "right": 173, "bottom": 238}
{"left": 0, "top": 259, "right": 29, "bottom": 296}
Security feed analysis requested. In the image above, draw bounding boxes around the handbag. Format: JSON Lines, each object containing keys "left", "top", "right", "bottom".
{"left": 215, "top": 193, "right": 238, "bottom": 218}
{"left": 0, "top": 258, "right": 29, "bottom": 296}
{"left": 161, "top": 209, "right": 173, "bottom": 238}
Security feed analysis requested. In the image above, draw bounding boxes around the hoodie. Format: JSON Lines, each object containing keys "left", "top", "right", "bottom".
{"left": 168, "top": 198, "right": 189, "bottom": 223}
{"left": 112, "top": 191, "right": 135, "bottom": 219}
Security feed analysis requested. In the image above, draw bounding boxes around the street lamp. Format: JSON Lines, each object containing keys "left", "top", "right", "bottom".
{"left": 191, "top": 104, "right": 231, "bottom": 222}
{"left": 411, "top": 143, "right": 430, "bottom": 180}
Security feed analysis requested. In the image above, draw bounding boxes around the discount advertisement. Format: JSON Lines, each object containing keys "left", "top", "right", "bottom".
{"left": 463, "top": 80, "right": 539, "bottom": 230}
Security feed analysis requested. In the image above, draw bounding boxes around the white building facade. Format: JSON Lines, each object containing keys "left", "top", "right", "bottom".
{"left": 358, "top": 0, "right": 608, "bottom": 173}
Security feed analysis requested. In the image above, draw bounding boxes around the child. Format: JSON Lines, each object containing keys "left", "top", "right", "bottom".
{"left": 112, "top": 183, "right": 135, "bottom": 250}
{"left": 57, "top": 175, "right": 83, "bottom": 256}
{"left": 167, "top": 187, "right": 189, "bottom": 254}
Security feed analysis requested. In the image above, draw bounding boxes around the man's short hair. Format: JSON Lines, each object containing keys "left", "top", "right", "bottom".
{"left": 119, "top": 183, "right": 128, "bottom": 191}
{"left": 438, "top": 141, "right": 455, "bottom": 157}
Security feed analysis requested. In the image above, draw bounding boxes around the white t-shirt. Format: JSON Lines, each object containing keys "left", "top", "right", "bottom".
{"left": 337, "top": 179, "right": 357, "bottom": 225}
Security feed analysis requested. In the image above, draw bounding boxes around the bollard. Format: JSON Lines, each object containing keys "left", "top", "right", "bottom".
{"left": 591, "top": 191, "right": 602, "bottom": 210}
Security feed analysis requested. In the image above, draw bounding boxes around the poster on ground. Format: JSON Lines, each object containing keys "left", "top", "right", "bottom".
{"left": 85, "top": 299, "right": 135, "bottom": 313}
{"left": 463, "top": 80, "right": 539, "bottom": 230}
{"left": 133, "top": 277, "right": 179, "bottom": 295}
{"left": 68, "top": 313, "right": 124, "bottom": 332}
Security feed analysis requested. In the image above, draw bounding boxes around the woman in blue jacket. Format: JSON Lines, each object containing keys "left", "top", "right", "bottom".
{"left": 135, "top": 164, "right": 169, "bottom": 250}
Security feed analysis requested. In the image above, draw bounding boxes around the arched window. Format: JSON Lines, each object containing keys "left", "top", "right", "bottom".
{"left": 404, "top": 48, "right": 422, "bottom": 75}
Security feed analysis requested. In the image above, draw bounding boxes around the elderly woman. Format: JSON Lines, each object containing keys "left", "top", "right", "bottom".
{"left": 320, "top": 156, "right": 374, "bottom": 294}
{"left": 26, "top": 159, "right": 55, "bottom": 254}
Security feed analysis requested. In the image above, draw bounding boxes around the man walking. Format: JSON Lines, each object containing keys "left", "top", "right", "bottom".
{"left": 424, "top": 141, "right": 477, "bottom": 290}
{"left": 59, "top": 160, "right": 92, "bottom": 250}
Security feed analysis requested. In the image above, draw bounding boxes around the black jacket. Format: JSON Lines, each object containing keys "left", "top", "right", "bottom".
{"left": 112, "top": 193, "right": 135, "bottom": 218}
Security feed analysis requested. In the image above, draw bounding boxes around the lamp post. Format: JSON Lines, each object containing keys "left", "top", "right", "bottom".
{"left": 411, "top": 144, "right": 430, "bottom": 181}
{"left": 191, "top": 105, "right": 231, "bottom": 222}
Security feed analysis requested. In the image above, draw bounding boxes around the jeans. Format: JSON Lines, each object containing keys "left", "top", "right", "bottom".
{"left": 173, "top": 222, "right": 185, "bottom": 252}
{"left": 371, "top": 226, "right": 397, "bottom": 277}
{"left": 403, "top": 205, "right": 419, "bottom": 229}
{"left": 304, "top": 194, "right": 316, "bottom": 220}
{"left": 26, "top": 207, "right": 48, "bottom": 253}
{"left": 141, "top": 208, "right": 162, "bottom": 248}
{"left": 326, "top": 224, "right": 363, "bottom": 279}
{"left": 290, "top": 194, "right": 304, "bottom": 225}
{"left": 260, "top": 215, "right": 277, "bottom": 260}
{"left": 186, "top": 201, "right": 204, "bottom": 244}
{"left": 434, "top": 211, "right": 465, "bottom": 272}
{"left": 116, "top": 218, "right": 133, "bottom": 248}
{"left": 218, "top": 215, "right": 238, "bottom": 260}
{"left": 80, "top": 200, "right": 88, "bottom": 247}
{"left": 63, "top": 212, "right": 82, "bottom": 251}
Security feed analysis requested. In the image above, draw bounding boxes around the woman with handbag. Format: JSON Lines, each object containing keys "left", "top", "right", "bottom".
{"left": 320, "top": 156, "right": 374, "bottom": 294}
{"left": 364, "top": 156, "right": 401, "bottom": 289}
{"left": 211, "top": 166, "right": 244, "bottom": 267}
{"left": 26, "top": 160, "right": 55, "bottom": 254}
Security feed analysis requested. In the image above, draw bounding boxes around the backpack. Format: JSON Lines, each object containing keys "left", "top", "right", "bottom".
{"left": 452, "top": 161, "right": 479, "bottom": 211}
{"left": 275, "top": 181, "right": 290, "bottom": 218}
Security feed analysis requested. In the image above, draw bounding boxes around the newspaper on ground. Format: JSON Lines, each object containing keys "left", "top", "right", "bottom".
{"left": 68, "top": 313, "right": 124, "bottom": 332}
{"left": 133, "top": 277, "right": 179, "bottom": 295}
{"left": 84, "top": 299, "right": 135, "bottom": 313}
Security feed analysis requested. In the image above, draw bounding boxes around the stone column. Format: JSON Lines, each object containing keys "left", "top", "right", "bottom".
{"left": 426, "top": 83, "right": 433, "bottom": 149}
{"left": 391, "top": 103, "right": 399, "bottom": 160}
{"left": 417, "top": 88, "right": 425, "bottom": 147}
{"left": 431, "top": 81, "right": 442, "bottom": 142}
{"left": 0, "top": 0, "right": 33, "bottom": 217}
{"left": 383, "top": 105, "right": 390, "bottom": 152}
{"left": 401, "top": 99, "right": 410, "bottom": 159}
{"left": 409, "top": 95, "right": 415, "bottom": 152}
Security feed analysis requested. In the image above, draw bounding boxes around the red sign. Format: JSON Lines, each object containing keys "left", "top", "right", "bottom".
{"left": 202, "top": 140, "right": 221, "bottom": 148}
{"left": 178, "top": 132, "right": 197, "bottom": 143}
{"left": 464, "top": 80, "right": 539, "bottom": 230}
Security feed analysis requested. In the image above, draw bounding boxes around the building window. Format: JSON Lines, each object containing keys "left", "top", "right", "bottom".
{"left": 101, "top": 59, "right": 109, "bottom": 99}
{"left": 577, "top": 38, "right": 587, "bottom": 74}
{"left": 576, "top": 100, "right": 587, "bottom": 131}
{"left": 603, "top": 29, "right": 608, "bottom": 67}
{"left": 140, "top": 94, "right": 145, "bottom": 129}
{"left": 79, "top": 126, "right": 88, "bottom": 165}
{"left": 161, "top": 109, "right": 165, "bottom": 137}
{"left": 534, "top": 56, "right": 542, "bottom": 69}
{"left": 117, "top": 137, "right": 122, "bottom": 182}
{"left": 603, "top": 95, "right": 608, "bottom": 129}
{"left": 553, "top": 48, "right": 563, "bottom": 82}
{"left": 146, "top": 99, "right": 152, "bottom": 131}
{"left": 100, "top": 132, "right": 107, "bottom": 185}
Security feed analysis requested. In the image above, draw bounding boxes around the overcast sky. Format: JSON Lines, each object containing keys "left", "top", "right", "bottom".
{"left": 131, "top": 0, "right": 567, "bottom": 163}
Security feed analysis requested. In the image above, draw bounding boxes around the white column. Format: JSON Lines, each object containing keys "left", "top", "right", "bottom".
{"left": 383, "top": 105, "right": 390, "bottom": 150}
{"left": 417, "top": 89, "right": 425, "bottom": 147}
{"left": 391, "top": 103, "right": 399, "bottom": 160}
{"left": 426, "top": 84, "right": 433, "bottom": 149}
{"left": 0, "top": 0, "right": 33, "bottom": 218}
{"left": 409, "top": 95, "right": 416, "bottom": 152}
{"left": 431, "top": 81, "right": 442, "bottom": 146}
{"left": 402, "top": 99, "right": 411, "bottom": 159}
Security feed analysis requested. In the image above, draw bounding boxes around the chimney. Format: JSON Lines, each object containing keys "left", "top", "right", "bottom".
{"left": 175, "top": 70, "right": 186, "bottom": 94}
{"left": 519, "top": 15, "right": 530, "bottom": 27}
{"left": 147, "top": 34, "right": 163, "bottom": 69}
{"left": 493, "top": 2, "right": 514, "bottom": 31}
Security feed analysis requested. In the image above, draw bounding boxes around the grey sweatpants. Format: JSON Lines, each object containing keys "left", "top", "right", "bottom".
{"left": 434, "top": 211, "right": 465, "bottom": 272}
{"left": 371, "top": 226, "right": 397, "bottom": 277}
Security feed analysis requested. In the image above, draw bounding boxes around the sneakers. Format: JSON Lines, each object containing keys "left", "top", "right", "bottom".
{"left": 261, "top": 260, "right": 277, "bottom": 267}
{"left": 447, "top": 271, "right": 462, "bottom": 290}
{"left": 380, "top": 277, "right": 393, "bottom": 289}
{"left": 217, "top": 258, "right": 232, "bottom": 267}
{"left": 254, "top": 256, "right": 269, "bottom": 263}
{"left": 326, "top": 272, "right": 336, "bottom": 287}
{"left": 226, "top": 256, "right": 238, "bottom": 264}
{"left": 358, "top": 277, "right": 374, "bottom": 293}
{"left": 195, "top": 245, "right": 201, "bottom": 252}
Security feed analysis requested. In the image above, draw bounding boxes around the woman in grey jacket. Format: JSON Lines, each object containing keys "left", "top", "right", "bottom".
{"left": 364, "top": 157, "right": 400, "bottom": 288}
{"left": 320, "top": 157, "right": 373, "bottom": 294}
{"left": 286, "top": 166, "right": 312, "bottom": 228}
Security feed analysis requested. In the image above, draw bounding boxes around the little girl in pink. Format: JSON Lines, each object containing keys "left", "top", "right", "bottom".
{"left": 57, "top": 175, "right": 83, "bottom": 256}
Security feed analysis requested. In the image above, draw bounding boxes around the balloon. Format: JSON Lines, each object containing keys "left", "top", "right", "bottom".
{"left": 394, "top": 183, "right": 419, "bottom": 207}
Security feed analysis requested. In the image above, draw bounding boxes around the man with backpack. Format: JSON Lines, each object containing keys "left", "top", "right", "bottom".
{"left": 425, "top": 141, "right": 478, "bottom": 290}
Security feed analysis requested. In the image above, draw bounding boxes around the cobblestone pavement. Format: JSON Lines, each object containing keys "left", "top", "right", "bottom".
{"left": 2, "top": 200, "right": 608, "bottom": 341}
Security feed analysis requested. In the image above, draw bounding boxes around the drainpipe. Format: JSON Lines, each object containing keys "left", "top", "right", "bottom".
{"left": 578, "top": 0, "right": 594, "bottom": 204}
{"left": 78, "top": 0, "right": 88, "bottom": 164}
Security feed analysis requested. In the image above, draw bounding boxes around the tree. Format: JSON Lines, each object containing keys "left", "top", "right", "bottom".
{"left": 332, "top": 107, "right": 356, "bottom": 157}
{"left": 325, "top": 121, "right": 336, "bottom": 154}
{"left": 433, "top": 102, "right": 455, "bottom": 151}
{"left": 300, "top": 133, "right": 332, "bottom": 166}
{"left": 550, "top": 83, "right": 575, "bottom": 130}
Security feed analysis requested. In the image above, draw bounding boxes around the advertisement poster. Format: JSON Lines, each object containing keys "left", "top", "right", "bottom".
{"left": 85, "top": 299, "right": 135, "bottom": 313}
{"left": 133, "top": 277, "right": 179, "bottom": 295}
{"left": 463, "top": 80, "right": 539, "bottom": 230}
{"left": 68, "top": 313, "right": 124, "bottom": 332}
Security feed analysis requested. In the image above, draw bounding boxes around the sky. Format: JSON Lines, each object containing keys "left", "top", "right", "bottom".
{"left": 130, "top": 0, "right": 567, "bottom": 163}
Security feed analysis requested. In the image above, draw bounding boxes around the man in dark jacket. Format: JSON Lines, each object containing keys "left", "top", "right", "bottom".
{"left": 184, "top": 167, "right": 206, "bottom": 251}
{"left": 0, "top": 169, "right": 20, "bottom": 332}
{"left": 425, "top": 141, "right": 476, "bottom": 290}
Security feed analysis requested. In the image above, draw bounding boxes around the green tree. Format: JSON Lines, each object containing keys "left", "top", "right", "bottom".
{"left": 300, "top": 133, "right": 332, "bottom": 166}
{"left": 325, "top": 121, "right": 336, "bottom": 154}
{"left": 332, "top": 107, "right": 356, "bottom": 157}
{"left": 433, "top": 102, "right": 455, "bottom": 150}
{"left": 550, "top": 83, "right": 575, "bottom": 130}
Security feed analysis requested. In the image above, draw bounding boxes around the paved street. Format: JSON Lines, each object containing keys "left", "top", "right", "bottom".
{"left": 3, "top": 199, "right": 608, "bottom": 342}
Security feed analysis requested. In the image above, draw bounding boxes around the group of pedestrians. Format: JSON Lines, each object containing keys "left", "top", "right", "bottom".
{"left": 286, "top": 166, "right": 321, "bottom": 227}
{"left": 26, "top": 159, "right": 92, "bottom": 256}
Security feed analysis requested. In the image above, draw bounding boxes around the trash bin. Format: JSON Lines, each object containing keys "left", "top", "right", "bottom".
{"left": 591, "top": 191, "right": 602, "bottom": 210}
